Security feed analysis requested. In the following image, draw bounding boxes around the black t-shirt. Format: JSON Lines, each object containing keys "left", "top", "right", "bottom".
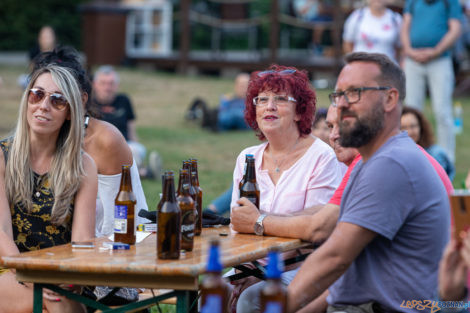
{"left": 95, "top": 94, "right": 135, "bottom": 140}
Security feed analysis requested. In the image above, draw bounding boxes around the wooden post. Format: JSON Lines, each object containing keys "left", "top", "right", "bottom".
{"left": 269, "top": 0, "right": 279, "bottom": 65}
{"left": 332, "top": 0, "right": 344, "bottom": 75}
{"left": 179, "top": 0, "right": 191, "bottom": 74}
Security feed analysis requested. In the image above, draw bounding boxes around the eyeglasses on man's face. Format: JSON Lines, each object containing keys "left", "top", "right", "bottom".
{"left": 253, "top": 95, "right": 297, "bottom": 107}
{"left": 328, "top": 86, "right": 390, "bottom": 107}
{"left": 28, "top": 88, "right": 69, "bottom": 111}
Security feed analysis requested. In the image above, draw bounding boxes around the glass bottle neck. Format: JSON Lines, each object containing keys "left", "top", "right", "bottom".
{"left": 163, "top": 176, "right": 177, "bottom": 202}
{"left": 119, "top": 167, "right": 133, "bottom": 191}
{"left": 245, "top": 160, "right": 256, "bottom": 182}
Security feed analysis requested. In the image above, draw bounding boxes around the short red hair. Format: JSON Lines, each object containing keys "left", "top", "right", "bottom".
{"left": 244, "top": 64, "right": 316, "bottom": 141}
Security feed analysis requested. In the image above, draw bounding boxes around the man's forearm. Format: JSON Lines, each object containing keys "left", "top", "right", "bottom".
{"left": 287, "top": 223, "right": 377, "bottom": 313}
{"left": 264, "top": 204, "right": 339, "bottom": 243}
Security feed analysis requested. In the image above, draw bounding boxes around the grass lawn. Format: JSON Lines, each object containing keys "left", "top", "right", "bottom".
{"left": 1, "top": 64, "right": 470, "bottom": 312}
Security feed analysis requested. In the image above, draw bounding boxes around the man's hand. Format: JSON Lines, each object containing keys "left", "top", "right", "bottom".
{"left": 231, "top": 197, "right": 260, "bottom": 234}
{"left": 438, "top": 238, "right": 467, "bottom": 301}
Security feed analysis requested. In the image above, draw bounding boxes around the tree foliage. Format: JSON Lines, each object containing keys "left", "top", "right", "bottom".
{"left": 0, "top": 0, "right": 89, "bottom": 51}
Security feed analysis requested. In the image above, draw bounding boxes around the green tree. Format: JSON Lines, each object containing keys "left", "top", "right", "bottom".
{"left": 0, "top": 0, "right": 89, "bottom": 51}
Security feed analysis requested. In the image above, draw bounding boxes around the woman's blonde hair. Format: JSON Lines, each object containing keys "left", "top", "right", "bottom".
{"left": 5, "top": 65, "right": 85, "bottom": 226}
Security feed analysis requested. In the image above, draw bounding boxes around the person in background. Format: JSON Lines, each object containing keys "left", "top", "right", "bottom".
{"left": 217, "top": 73, "right": 250, "bottom": 131}
{"left": 230, "top": 64, "right": 343, "bottom": 312}
{"left": 29, "top": 26, "right": 57, "bottom": 62}
{"left": 401, "top": 106, "right": 455, "bottom": 180}
{"left": 292, "top": 0, "right": 333, "bottom": 55}
{"left": 312, "top": 107, "right": 330, "bottom": 144}
{"left": 187, "top": 73, "right": 251, "bottom": 132}
{"left": 92, "top": 65, "right": 161, "bottom": 179}
{"left": 33, "top": 48, "right": 149, "bottom": 304}
{"left": 0, "top": 63, "right": 97, "bottom": 312}
{"left": 342, "top": 0, "right": 402, "bottom": 63}
{"left": 287, "top": 52, "right": 450, "bottom": 313}
{"left": 18, "top": 25, "right": 58, "bottom": 89}
{"left": 401, "top": 0, "right": 461, "bottom": 163}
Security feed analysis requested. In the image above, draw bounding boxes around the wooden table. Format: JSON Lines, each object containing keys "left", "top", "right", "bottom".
{"left": 1, "top": 226, "right": 310, "bottom": 313}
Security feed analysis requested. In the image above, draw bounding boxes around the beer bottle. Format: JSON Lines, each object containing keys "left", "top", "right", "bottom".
{"left": 260, "top": 249, "right": 287, "bottom": 313}
{"left": 238, "top": 154, "right": 254, "bottom": 189}
{"left": 156, "top": 173, "right": 166, "bottom": 212}
{"left": 239, "top": 157, "right": 260, "bottom": 208}
{"left": 114, "top": 165, "right": 137, "bottom": 245}
{"left": 190, "top": 159, "right": 203, "bottom": 235}
{"left": 182, "top": 159, "right": 191, "bottom": 172}
{"left": 185, "top": 165, "right": 200, "bottom": 236}
{"left": 200, "top": 239, "right": 228, "bottom": 313}
{"left": 157, "top": 171, "right": 181, "bottom": 259}
{"left": 177, "top": 169, "right": 195, "bottom": 252}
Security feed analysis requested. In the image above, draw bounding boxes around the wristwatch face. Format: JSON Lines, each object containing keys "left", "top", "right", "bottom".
{"left": 254, "top": 215, "right": 265, "bottom": 235}
{"left": 254, "top": 222, "right": 264, "bottom": 235}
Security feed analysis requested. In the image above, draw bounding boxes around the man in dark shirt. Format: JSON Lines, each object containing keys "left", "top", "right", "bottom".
{"left": 93, "top": 65, "right": 160, "bottom": 178}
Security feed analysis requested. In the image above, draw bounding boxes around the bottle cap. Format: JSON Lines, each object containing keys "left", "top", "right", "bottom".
{"left": 266, "top": 249, "right": 283, "bottom": 279}
{"left": 206, "top": 240, "right": 222, "bottom": 272}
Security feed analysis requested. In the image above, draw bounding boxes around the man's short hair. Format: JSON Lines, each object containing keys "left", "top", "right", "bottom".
{"left": 94, "top": 65, "right": 120, "bottom": 84}
{"left": 344, "top": 52, "right": 406, "bottom": 103}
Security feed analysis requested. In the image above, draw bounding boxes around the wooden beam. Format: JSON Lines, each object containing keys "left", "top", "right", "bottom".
{"left": 269, "top": 0, "right": 279, "bottom": 65}
{"left": 179, "top": 0, "right": 191, "bottom": 74}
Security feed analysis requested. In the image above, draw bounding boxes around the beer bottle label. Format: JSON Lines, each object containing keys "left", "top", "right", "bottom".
{"left": 181, "top": 211, "right": 195, "bottom": 242}
{"left": 263, "top": 302, "right": 282, "bottom": 313}
{"left": 246, "top": 197, "right": 258, "bottom": 206}
{"left": 114, "top": 205, "right": 128, "bottom": 234}
{"left": 201, "top": 294, "right": 223, "bottom": 313}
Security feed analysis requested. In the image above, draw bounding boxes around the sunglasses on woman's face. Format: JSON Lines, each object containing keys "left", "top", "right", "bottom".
{"left": 28, "top": 88, "right": 69, "bottom": 111}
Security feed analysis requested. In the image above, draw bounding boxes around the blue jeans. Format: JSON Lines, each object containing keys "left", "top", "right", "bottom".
{"left": 210, "top": 185, "right": 233, "bottom": 215}
{"left": 404, "top": 56, "right": 455, "bottom": 163}
{"left": 236, "top": 269, "right": 299, "bottom": 313}
{"left": 217, "top": 109, "right": 250, "bottom": 131}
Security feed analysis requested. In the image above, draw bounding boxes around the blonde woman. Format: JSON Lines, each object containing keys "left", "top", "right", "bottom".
{"left": 0, "top": 64, "right": 97, "bottom": 313}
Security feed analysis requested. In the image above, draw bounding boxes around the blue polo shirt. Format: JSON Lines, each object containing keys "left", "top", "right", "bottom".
{"left": 405, "top": 0, "right": 461, "bottom": 56}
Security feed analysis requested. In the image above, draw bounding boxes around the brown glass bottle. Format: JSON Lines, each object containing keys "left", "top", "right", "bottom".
{"left": 157, "top": 171, "right": 181, "bottom": 259}
{"left": 239, "top": 157, "right": 260, "bottom": 209}
{"left": 190, "top": 159, "right": 203, "bottom": 235}
{"left": 239, "top": 154, "right": 254, "bottom": 189}
{"left": 260, "top": 249, "right": 287, "bottom": 313}
{"left": 200, "top": 239, "right": 229, "bottom": 313}
{"left": 182, "top": 160, "right": 191, "bottom": 172}
{"left": 114, "top": 165, "right": 137, "bottom": 244}
{"left": 177, "top": 169, "right": 195, "bottom": 252}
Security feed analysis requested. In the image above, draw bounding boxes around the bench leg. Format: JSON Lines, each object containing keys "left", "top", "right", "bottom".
{"left": 33, "top": 283, "right": 43, "bottom": 313}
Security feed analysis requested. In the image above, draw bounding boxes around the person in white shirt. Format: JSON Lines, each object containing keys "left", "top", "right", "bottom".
{"left": 343, "top": 0, "right": 402, "bottom": 63}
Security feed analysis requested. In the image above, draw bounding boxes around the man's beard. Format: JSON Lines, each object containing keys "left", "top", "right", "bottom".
{"left": 339, "top": 104, "right": 384, "bottom": 148}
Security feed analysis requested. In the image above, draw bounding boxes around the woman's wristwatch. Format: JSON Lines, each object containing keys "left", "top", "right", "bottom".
{"left": 254, "top": 214, "right": 267, "bottom": 235}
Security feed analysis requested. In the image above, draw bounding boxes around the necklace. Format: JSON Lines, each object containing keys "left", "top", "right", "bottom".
{"left": 270, "top": 137, "right": 300, "bottom": 173}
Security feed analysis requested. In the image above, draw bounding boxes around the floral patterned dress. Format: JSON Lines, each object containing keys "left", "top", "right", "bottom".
{"left": 0, "top": 139, "right": 73, "bottom": 252}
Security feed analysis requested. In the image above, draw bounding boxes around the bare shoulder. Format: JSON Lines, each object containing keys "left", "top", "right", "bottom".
{"left": 82, "top": 152, "right": 97, "bottom": 173}
{"left": 86, "top": 119, "right": 133, "bottom": 175}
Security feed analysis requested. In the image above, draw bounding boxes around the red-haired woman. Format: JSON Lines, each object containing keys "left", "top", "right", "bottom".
{"left": 229, "top": 65, "right": 343, "bottom": 312}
